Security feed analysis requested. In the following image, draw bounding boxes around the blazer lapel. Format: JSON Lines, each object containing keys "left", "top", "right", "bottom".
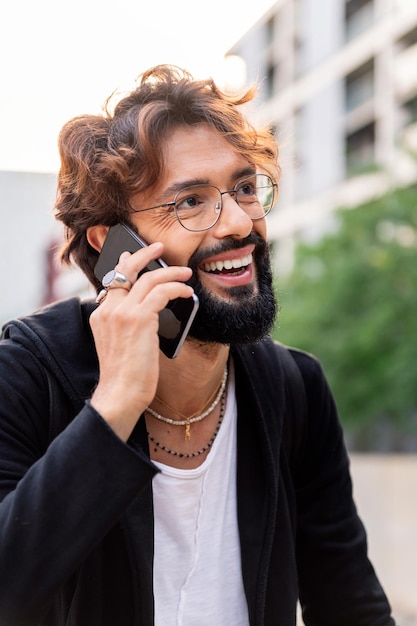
{"left": 233, "top": 341, "right": 286, "bottom": 625}
{"left": 122, "top": 416, "right": 156, "bottom": 626}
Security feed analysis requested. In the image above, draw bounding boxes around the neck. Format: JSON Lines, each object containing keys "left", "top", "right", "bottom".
{"left": 153, "top": 341, "right": 230, "bottom": 419}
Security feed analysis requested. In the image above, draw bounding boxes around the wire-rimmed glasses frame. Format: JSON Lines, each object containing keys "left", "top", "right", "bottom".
{"left": 130, "top": 173, "right": 278, "bottom": 232}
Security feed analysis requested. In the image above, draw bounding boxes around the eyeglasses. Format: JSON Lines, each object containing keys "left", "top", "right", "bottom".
{"left": 130, "top": 173, "right": 278, "bottom": 232}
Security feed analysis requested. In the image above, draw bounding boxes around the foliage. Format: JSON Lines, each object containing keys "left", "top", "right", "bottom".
{"left": 273, "top": 184, "right": 417, "bottom": 450}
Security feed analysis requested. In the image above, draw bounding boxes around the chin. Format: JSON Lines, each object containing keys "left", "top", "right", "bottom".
{"left": 187, "top": 232, "right": 277, "bottom": 346}
{"left": 188, "top": 282, "right": 277, "bottom": 346}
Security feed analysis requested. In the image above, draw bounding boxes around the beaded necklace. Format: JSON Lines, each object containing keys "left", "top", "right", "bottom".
{"left": 147, "top": 392, "right": 226, "bottom": 459}
{"left": 146, "top": 365, "right": 228, "bottom": 440}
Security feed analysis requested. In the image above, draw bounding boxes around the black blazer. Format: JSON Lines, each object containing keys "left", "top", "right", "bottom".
{"left": 0, "top": 298, "right": 394, "bottom": 625}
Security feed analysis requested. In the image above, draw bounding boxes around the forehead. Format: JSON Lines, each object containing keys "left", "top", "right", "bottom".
{"left": 159, "top": 124, "right": 251, "bottom": 187}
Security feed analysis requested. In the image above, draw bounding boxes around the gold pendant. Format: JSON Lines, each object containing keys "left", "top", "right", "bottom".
{"left": 185, "top": 421, "right": 191, "bottom": 440}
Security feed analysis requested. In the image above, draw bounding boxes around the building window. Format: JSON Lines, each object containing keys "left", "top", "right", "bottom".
{"left": 345, "top": 0, "right": 374, "bottom": 41}
{"left": 266, "top": 63, "right": 276, "bottom": 99}
{"left": 293, "top": 0, "right": 307, "bottom": 77}
{"left": 266, "top": 16, "right": 275, "bottom": 46}
{"left": 397, "top": 25, "right": 417, "bottom": 51}
{"left": 345, "top": 59, "right": 374, "bottom": 112}
{"left": 293, "top": 106, "right": 308, "bottom": 200}
{"left": 402, "top": 94, "right": 417, "bottom": 126}
{"left": 346, "top": 122, "right": 375, "bottom": 175}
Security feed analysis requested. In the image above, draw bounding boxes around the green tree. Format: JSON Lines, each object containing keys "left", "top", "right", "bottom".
{"left": 273, "top": 184, "right": 417, "bottom": 450}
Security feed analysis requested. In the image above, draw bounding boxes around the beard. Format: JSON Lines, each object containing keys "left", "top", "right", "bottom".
{"left": 186, "top": 232, "right": 277, "bottom": 347}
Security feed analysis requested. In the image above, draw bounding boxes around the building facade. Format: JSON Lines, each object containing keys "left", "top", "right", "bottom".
{"left": 0, "top": 171, "right": 90, "bottom": 325}
{"left": 228, "top": 0, "right": 417, "bottom": 268}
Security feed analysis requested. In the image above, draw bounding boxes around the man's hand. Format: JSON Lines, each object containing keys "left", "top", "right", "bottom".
{"left": 89, "top": 243, "right": 194, "bottom": 441}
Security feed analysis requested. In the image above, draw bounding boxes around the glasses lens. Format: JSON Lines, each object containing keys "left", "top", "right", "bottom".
{"left": 172, "top": 174, "right": 277, "bottom": 231}
{"left": 174, "top": 185, "right": 221, "bottom": 231}
{"left": 235, "top": 174, "right": 276, "bottom": 218}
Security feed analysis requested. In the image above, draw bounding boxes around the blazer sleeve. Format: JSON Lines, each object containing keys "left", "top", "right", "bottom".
{"left": 291, "top": 349, "right": 395, "bottom": 626}
{"left": 0, "top": 338, "right": 157, "bottom": 625}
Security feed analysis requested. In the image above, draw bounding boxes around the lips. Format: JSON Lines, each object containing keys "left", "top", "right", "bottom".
{"left": 201, "top": 253, "right": 253, "bottom": 274}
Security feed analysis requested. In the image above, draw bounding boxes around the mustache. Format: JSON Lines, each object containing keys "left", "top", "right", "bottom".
{"left": 188, "top": 232, "right": 268, "bottom": 271}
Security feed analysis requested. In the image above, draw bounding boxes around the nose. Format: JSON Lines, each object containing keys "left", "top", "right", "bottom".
{"left": 213, "top": 192, "right": 253, "bottom": 239}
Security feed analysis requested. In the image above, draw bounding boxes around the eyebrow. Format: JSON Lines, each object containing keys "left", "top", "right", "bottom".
{"left": 157, "top": 165, "right": 257, "bottom": 203}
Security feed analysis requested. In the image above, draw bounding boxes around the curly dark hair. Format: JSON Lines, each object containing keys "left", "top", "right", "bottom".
{"left": 54, "top": 64, "right": 280, "bottom": 290}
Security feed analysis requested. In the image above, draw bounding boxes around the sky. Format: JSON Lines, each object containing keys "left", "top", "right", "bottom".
{"left": 0, "top": 0, "right": 276, "bottom": 173}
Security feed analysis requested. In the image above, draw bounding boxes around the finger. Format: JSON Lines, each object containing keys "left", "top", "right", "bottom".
{"left": 140, "top": 280, "right": 195, "bottom": 314}
{"left": 113, "top": 242, "right": 165, "bottom": 285}
{"left": 96, "top": 267, "right": 194, "bottom": 313}
{"left": 106, "top": 282, "right": 194, "bottom": 338}
{"left": 129, "top": 264, "right": 192, "bottom": 297}
{"left": 95, "top": 243, "right": 166, "bottom": 306}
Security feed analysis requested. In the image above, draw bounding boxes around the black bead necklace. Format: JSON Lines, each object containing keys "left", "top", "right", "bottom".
{"left": 147, "top": 393, "right": 226, "bottom": 459}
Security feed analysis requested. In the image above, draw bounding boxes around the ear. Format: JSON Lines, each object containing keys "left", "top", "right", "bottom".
{"left": 87, "top": 225, "right": 109, "bottom": 252}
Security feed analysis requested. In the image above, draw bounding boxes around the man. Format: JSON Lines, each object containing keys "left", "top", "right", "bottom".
{"left": 0, "top": 65, "right": 395, "bottom": 625}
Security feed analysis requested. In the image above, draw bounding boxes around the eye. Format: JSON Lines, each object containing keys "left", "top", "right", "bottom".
{"left": 175, "top": 187, "right": 214, "bottom": 214}
{"left": 176, "top": 194, "right": 202, "bottom": 211}
{"left": 235, "top": 178, "right": 257, "bottom": 199}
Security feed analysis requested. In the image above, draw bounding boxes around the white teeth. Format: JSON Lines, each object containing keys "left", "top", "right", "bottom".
{"left": 203, "top": 253, "right": 253, "bottom": 273}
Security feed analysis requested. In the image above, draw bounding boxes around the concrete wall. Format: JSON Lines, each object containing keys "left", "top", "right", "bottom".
{"left": 350, "top": 454, "right": 417, "bottom": 624}
{"left": 297, "top": 454, "right": 417, "bottom": 625}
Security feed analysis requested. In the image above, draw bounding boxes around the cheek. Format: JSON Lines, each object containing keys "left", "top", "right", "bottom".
{"left": 130, "top": 214, "right": 198, "bottom": 264}
{"left": 157, "top": 234, "right": 204, "bottom": 268}
{"left": 253, "top": 219, "right": 267, "bottom": 241}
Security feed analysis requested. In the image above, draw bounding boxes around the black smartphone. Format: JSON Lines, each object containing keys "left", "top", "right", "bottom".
{"left": 93, "top": 223, "right": 199, "bottom": 359}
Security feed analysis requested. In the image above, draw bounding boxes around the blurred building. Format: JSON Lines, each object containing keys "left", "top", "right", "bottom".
{"left": 3, "top": 1, "right": 417, "bottom": 320}
{"left": 0, "top": 171, "right": 90, "bottom": 325}
{"left": 228, "top": 0, "right": 417, "bottom": 271}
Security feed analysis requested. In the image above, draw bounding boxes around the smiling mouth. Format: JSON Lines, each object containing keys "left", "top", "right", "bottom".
{"left": 201, "top": 253, "right": 253, "bottom": 275}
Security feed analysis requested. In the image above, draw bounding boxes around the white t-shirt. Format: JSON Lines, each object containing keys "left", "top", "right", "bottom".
{"left": 152, "top": 363, "right": 249, "bottom": 626}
